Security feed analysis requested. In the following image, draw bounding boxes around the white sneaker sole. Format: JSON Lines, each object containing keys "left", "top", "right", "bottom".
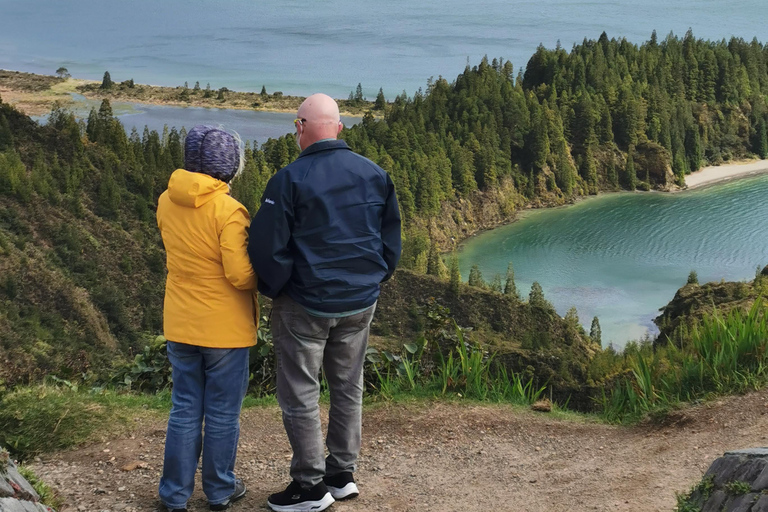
{"left": 327, "top": 482, "right": 359, "bottom": 500}
{"left": 267, "top": 491, "right": 335, "bottom": 512}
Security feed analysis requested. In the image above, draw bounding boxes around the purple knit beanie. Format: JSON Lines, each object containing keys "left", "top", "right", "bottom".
{"left": 184, "top": 125, "right": 243, "bottom": 183}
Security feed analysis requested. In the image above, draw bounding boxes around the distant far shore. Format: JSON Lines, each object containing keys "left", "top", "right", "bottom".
{"left": 685, "top": 159, "right": 768, "bottom": 189}
{"left": 0, "top": 69, "right": 375, "bottom": 117}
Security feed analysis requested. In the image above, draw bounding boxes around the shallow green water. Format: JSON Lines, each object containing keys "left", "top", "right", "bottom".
{"left": 458, "top": 175, "right": 768, "bottom": 347}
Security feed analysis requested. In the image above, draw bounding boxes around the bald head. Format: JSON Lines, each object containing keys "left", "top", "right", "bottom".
{"left": 295, "top": 93, "right": 343, "bottom": 150}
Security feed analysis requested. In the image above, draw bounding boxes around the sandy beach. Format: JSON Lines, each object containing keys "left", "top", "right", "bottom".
{"left": 685, "top": 159, "right": 768, "bottom": 189}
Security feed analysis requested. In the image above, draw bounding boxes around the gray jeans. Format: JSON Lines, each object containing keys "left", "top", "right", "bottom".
{"left": 272, "top": 295, "right": 376, "bottom": 488}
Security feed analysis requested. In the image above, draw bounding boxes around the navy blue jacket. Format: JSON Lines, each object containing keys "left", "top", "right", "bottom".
{"left": 248, "top": 139, "right": 402, "bottom": 313}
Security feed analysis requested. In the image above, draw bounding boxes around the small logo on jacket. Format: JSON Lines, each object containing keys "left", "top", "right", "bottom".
{"left": 264, "top": 198, "right": 275, "bottom": 205}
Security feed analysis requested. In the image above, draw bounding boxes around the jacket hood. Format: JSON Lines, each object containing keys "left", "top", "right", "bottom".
{"left": 167, "top": 169, "right": 229, "bottom": 208}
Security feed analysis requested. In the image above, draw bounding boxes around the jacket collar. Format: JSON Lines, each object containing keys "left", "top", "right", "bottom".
{"left": 298, "top": 139, "right": 351, "bottom": 158}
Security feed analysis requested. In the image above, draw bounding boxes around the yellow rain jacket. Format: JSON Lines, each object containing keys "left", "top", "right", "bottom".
{"left": 157, "top": 169, "right": 258, "bottom": 348}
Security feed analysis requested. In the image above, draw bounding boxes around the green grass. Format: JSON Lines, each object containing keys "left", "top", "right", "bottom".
{"left": 18, "top": 465, "right": 65, "bottom": 510}
{"left": 602, "top": 299, "right": 768, "bottom": 423}
{"left": 367, "top": 319, "right": 548, "bottom": 407}
{"left": 724, "top": 480, "right": 753, "bottom": 495}
{"left": 674, "top": 475, "right": 714, "bottom": 512}
{"left": 0, "top": 381, "right": 285, "bottom": 461}
{"left": 0, "top": 384, "right": 170, "bottom": 460}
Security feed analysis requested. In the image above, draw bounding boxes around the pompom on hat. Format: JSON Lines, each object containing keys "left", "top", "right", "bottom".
{"left": 184, "top": 125, "right": 244, "bottom": 183}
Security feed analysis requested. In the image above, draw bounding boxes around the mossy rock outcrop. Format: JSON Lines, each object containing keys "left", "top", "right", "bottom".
{"left": 678, "top": 448, "right": 768, "bottom": 511}
{"left": 654, "top": 276, "right": 763, "bottom": 347}
{"left": 0, "top": 448, "right": 55, "bottom": 511}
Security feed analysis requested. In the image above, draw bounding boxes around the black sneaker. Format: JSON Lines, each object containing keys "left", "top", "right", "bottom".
{"left": 324, "top": 472, "right": 359, "bottom": 500}
{"left": 209, "top": 478, "right": 247, "bottom": 511}
{"left": 162, "top": 503, "right": 188, "bottom": 512}
{"left": 267, "top": 480, "right": 335, "bottom": 512}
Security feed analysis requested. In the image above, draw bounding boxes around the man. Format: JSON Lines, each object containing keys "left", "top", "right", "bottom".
{"left": 248, "top": 93, "right": 401, "bottom": 512}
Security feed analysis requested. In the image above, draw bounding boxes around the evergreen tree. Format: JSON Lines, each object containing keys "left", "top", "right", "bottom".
{"left": 606, "top": 157, "right": 618, "bottom": 189}
{"left": 590, "top": 317, "right": 602, "bottom": 345}
{"left": 100, "top": 71, "right": 113, "bottom": 89}
{"left": 755, "top": 117, "right": 768, "bottom": 158}
{"left": 582, "top": 144, "right": 598, "bottom": 194}
{"left": 489, "top": 274, "right": 503, "bottom": 292}
{"left": 374, "top": 88, "right": 386, "bottom": 110}
{"left": 529, "top": 281, "right": 548, "bottom": 309}
{"left": 56, "top": 67, "right": 70, "bottom": 79}
{"left": 672, "top": 151, "right": 687, "bottom": 185}
{"left": 449, "top": 253, "right": 461, "bottom": 296}
{"left": 0, "top": 150, "right": 31, "bottom": 203}
{"left": 426, "top": 240, "right": 447, "bottom": 278}
{"left": 503, "top": 262, "right": 518, "bottom": 298}
{"left": 413, "top": 251, "right": 428, "bottom": 274}
{"left": 624, "top": 149, "right": 637, "bottom": 190}
{"left": 687, "top": 270, "right": 699, "bottom": 285}
{"left": 204, "top": 83, "right": 212, "bottom": 98}
{"left": 0, "top": 114, "right": 13, "bottom": 151}
{"left": 260, "top": 85, "right": 268, "bottom": 97}
{"left": 97, "top": 166, "right": 121, "bottom": 218}
{"left": 86, "top": 108, "right": 101, "bottom": 143}
{"left": 565, "top": 306, "right": 580, "bottom": 327}
{"left": 354, "top": 83, "right": 364, "bottom": 104}
{"left": 193, "top": 81, "right": 200, "bottom": 91}
{"left": 31, "top": 155, "right": 54, "bottom": 199}
{"left": 685, "top": 126, "right": 702, "bottom": 172}
{"left": 467, "top": 264, "right": 486, "bottom": 288}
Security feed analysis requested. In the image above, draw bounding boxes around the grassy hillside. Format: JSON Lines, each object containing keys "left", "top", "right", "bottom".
{"left": 0, "top": 95, "right": 602, "bottom": 401}
{"left": 655, "top": 266, "right": 768, "bottom": 346}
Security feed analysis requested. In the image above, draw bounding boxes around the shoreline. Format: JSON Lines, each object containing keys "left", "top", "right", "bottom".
{"left": 457, "top": 160, "right": 768, "bottom": 248}
{"left": 0, "top": 69, "right": 370, "bottom": 117}
{"left": 684, "top": 159, "right": 768, "bottom": 189}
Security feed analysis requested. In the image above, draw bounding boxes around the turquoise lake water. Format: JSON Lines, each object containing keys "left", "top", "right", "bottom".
{"left": 457, "top": 175, "right": 768, "bottom": 347}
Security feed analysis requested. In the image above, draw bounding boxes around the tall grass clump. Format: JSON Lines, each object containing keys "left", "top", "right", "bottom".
{"left": 365, "top": 299, "right": 547, "bottom": 405}
{"left": 17, "top": 465, "right": 65, "bottom": 510}
{"left": 602, "top": 299, "right": 768, "bottom": 422}
{"left": 0, "top": 380, "right": 170, "bottom": 460}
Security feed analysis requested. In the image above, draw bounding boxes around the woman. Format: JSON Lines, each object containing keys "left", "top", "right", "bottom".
{"left": 156, "top": 125, "right": 257, "bottom": 512}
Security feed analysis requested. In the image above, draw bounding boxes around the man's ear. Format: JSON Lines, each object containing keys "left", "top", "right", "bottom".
{"left": 337, "top": 121, "right": 344, "bottom": 135}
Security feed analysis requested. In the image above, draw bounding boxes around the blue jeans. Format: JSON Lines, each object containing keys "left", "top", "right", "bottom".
{"left": 159, "top": 341, "right": 250, "bottom": 509}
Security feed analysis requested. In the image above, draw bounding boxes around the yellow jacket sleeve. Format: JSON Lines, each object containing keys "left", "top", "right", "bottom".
{"left": 220, "top": 206, "right": 258, "bottom": 291}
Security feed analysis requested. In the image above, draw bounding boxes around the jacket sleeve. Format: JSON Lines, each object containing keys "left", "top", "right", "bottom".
{"left": 248, "top": 171, "right": 294, "bottom": 298}
{"left": 220, "top": 205, "right": 258, "bottom": 291}
{"left": 380, "top": 173, "right": 402, "bottom": 282}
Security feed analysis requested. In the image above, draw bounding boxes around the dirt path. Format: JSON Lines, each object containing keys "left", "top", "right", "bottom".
{"left": 31, "top": 389, "right": 768, "bottom": 512}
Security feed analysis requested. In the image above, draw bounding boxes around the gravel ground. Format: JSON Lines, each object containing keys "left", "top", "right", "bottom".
{"left": 31, "top": 389, "right": 768, "bottom": 512}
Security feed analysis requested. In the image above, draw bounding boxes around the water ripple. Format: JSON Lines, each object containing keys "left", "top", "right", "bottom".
{"left": 459, "top": 176, "right": 768, "bottom": 347}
